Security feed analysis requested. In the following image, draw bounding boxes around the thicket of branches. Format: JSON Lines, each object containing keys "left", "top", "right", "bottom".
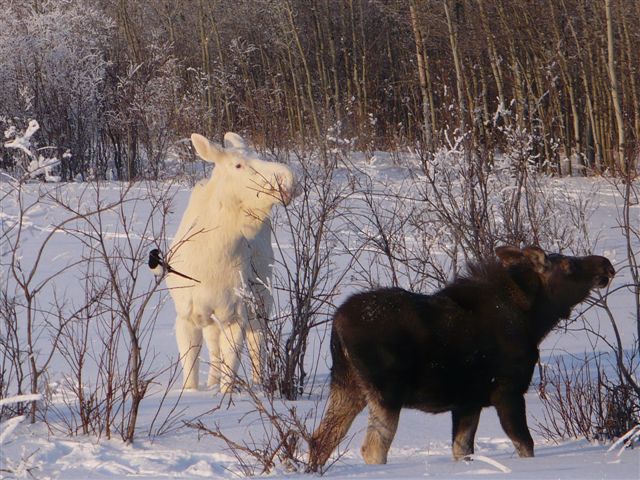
{"left": 1, "top": 0, "right": 638, "bottom": 180}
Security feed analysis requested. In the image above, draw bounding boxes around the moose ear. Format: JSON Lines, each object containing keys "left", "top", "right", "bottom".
{"left": 558, "top": 257, "right": 572, "bottom": 274}
{"left": 223, "top": 132, "right": 247, "bottom": 151}
{"left": 522, "top": 246, "right": 547, "bottom": 273}
{"left": 496, "top": 245, "right": 548, "bottom": 273}
{"left": 495, "top": 246, "right": 524, "bottom": 266}
{"left": 191, "top": 133, "right": 225, "bottom": 163}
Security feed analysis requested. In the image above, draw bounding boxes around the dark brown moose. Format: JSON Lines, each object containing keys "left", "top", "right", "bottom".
{"left": 308, "top": 246, "right": 615, "bottom": 470}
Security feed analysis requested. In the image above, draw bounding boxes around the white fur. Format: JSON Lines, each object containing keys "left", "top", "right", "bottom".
{"left": 167, "top": 132, "right": 295, "bottom": 392}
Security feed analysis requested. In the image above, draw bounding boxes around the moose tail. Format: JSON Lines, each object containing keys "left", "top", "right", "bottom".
{"left": 308, "top": 315, "right": 366, "bottom": 472}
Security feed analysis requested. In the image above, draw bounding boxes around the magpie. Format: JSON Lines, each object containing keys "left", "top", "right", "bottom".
{"left": 148, "top": 249, "right": 200, "bottom": 283}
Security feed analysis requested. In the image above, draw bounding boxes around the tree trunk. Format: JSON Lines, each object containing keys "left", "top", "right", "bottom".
{"left": 443, "top": 0, "right": 467, "bottom": 134}
{"left": 478, "top": 0, "right": 505, "bottom": 119}
{"left": 619, "top": 4, "right": 639, "bottom": 146}
{"left": 198, "top": 0, "right": 213, "bottom": 135}
{"left": 285, "top": 0, "right": 322, "bottom": 141}
{"left": 409, "top": 0, "right": 433, "bottom": 152}
{"left": 605, "top": 0, "right": 626, "bottom": 172}
{"left": 496, "top": 1, "right": 525, "bottom": 128}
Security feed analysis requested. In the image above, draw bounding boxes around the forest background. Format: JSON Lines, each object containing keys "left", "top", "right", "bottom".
{"left": 1, "top": 0, "right": 638, "bottom": 180}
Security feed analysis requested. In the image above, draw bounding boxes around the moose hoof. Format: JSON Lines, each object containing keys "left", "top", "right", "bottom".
{"left": 220, "top": 381, "right": 239, "bottom": 395}
{"left": 453, "top": 452, "right": 474, "bottom": 461}
{"left": 183, "top": 381, "right": 199, "bottom": 391}
{"left": 361, "top": 445, "right": 388, "bottom": 464}
{"left": 515, "top": 443, "right": 534, "bottom": 458}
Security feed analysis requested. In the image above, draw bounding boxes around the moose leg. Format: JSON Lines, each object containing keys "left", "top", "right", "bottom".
{"left": 493, "top": 394, "right": 534, "bottom": 457}
{"left": 219, "top": 320, "right": 246, "bottom": 394}
{"left": 176, "top": 316, "right": 203, "bottom": 390}
{"left": 361, "top": 398, "right": 400, "bottom": 464}
{"left": 202, "top": 323, "right": 221, "bottom": 389}
{"left": 451, "top": 407, "right": 481, "bottom": 460}
{"left": 308, "top": 373, "right": 366, "bottom": 471}
{"left": 247, "top": 268, "right": 272, "bottom": 386}
{"left": 245, "top": 321, "right": 264, "bottom": 385}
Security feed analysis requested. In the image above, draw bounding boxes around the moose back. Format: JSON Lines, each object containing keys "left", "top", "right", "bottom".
{"left": 308, "top": 246, "right": 615, "bottom": 469}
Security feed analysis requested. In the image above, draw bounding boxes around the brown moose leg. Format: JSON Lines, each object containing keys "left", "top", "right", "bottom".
{"left": 361, "top": 398, "right": 400, "bottom": 464}
{"left": 493, "top": 394, "right": 534, "bottom": 457}
{"left": 308, "top": 380, "right": 366, "bottom": 471}
{"left": 451, "top": 407, "right": 481, "bottom": 460}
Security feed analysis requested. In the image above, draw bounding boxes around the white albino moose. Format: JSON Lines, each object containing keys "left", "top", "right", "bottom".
{"left": 166, "top": 132, "right": 295, "bottom": 392}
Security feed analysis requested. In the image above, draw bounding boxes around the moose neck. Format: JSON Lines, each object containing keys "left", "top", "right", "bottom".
{"left": 530, "top": 307, "right": 561, "bottom": 345}
{"left": 532, "top": 281, "right": 595, "bottom": 344}
{"left": 505, "top": 264, "right": 566, "bottom": 345}
{"left": 240, "top": 210, "right": 270, "bottom": 240}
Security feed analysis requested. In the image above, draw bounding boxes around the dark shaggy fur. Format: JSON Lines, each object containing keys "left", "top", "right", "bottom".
{"left": 308, "top": 246, "right": 615, "bottom": 469}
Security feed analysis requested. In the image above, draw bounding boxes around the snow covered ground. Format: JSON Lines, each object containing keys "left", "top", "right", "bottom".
{"left": 3, "top": 388, "right": 637, "bottom": 479}
{"left": 1, "top": 154, "right": 638, "bottom": 479}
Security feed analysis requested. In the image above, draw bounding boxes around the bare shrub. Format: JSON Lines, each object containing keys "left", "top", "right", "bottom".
{"left": 0, "top": 181, "right": 97, "bottom": 423}
{"left": 265, "top": 150, "right": 352, "bottom": 400}
{"left": 536, "top": 354, "right": 639, "bottom": 442}
{"left": 1, "top": 178, "right": 183, "bottom": 443}
{"left": 536, "top": 162, "right": 640, "bottom": 445}
{"left": 0, "top": 291, "right": 27, "bottom": 419}
{"left": 341, "top": 154, "right": 449, "bottom": 292}
{"left": 419, "top": 135, "right": 583, "bottom": 270}
{"left": 44, "top": 180, "right": 178, "bottom": 443}
{"left": 185, "top": 375, "right": 316, "bottom": 476}
{"left": 339, "top": 133, "right": 592, "bottom": 297}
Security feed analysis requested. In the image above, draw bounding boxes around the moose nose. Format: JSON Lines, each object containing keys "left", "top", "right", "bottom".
{"left": 600, "top": 257, "right": 616, "bottom": 277}
{"left": 280, "top": 187, "right": 292, "bottom": 205}
{"left": 595, "top": 260, "right": 615, "bottom": 288}
{"left": 606, "top": 263, "right": 615, "bottom": 279}
{"left": 277, "top": 172, "right": 298, "bottom": 205}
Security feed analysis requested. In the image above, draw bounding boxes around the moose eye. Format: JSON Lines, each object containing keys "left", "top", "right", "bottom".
{"left": 235, "top": 164, "right": 242, "bottom": 169}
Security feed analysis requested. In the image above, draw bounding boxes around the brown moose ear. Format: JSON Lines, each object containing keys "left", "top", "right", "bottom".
{"left": 522, "top": 246, "right": 547, "bottom": 274}
{"left": 558, "top": 257, "right": 572, "bottom": 273}
{"left": 495, "top": 246, "right": 524, "bottom": 266}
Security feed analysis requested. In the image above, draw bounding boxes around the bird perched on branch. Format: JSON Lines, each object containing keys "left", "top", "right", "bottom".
{"left": 148, "top": 249, "right": 200, "bottom": 283}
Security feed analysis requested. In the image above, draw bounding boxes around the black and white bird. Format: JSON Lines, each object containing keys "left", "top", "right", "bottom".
{"left": 148, "top": 249, "right": 200, "bottom": 283}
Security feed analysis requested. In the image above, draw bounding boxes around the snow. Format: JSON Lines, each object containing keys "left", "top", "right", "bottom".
{"left": 0, "top": 416, "right": 28, "bottom": 445}
{"left": 0, "top": 394, "right": 42, "bottom": 408}
{"left": 1, "top": 153, "right": 638, "bottom": 479}
{"left": 3, "top": 119, "right": 62, "bottom": 182}
{"left": 3, "top": 120, "right": 40, "bottom": 158}
{"left": 3, "top": 390, "right": 637, "bottom": 479}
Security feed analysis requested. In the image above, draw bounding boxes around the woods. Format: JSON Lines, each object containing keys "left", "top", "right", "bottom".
{"left": 1, "top": 0, "right": 638, "bottom": 180}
